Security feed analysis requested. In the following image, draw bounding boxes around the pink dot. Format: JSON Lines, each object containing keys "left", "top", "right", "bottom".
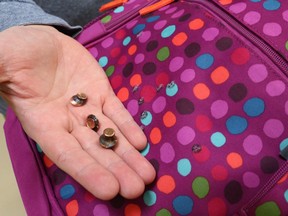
{"left": 180, "top": 69, "right": 195, "bottom": 83}
{"left": 177, "top": 126, "right": 195, "bottom": 145}
{"left": 229, "top": 2, "right": 247, "bottom": 14}
{"left": 154, "top": 20, "right": 167, "bottom": 30}
{"left": 126, "top": 20, "right": 138, "bottom": 29}
{"left": 244, "top": 11, "right": 261, "bottom": 25}
{"left": 169, "top": 57, "right": 184, "bottom": 72}
{"left": 266, "top": 80, "right": 285, "bottom": 96}
{"left": 263, "top": 23, "right": 282, "bottom": 37}
{"left": 93, "top": 204, "right": 109, "bottom": 216}
{"left": 285, "top": 101, "right": 288, "bottom": 115}
{"left": 165, "top": 6, "right": 177, "bottom": 14}
{"left": 248, "top": 64, "right": 268, "bottom": 83}
{"left": 135, "top": 53, "right": 145, "bottom": 64}
{"left": 127, "top": 99, "right": 139, "bottom": 117}
{"left": 101, "top": 37, "right": 114, "bottom": 48}
{"left": 243, "top": 172, "right": 260, "bottom": 188}
{"left": 138, "top": 31, "right": 151, "bottom": 43}
{"left": 282, "top": 10, "right": 288, "bottom": 22}
{"left": 160, "top": 142, "right": 175, "bottom": 163}
{"left": 152, "top": 96, "right": 167, "bottom": 113}
{"left": 88, "top": 47, "right": 99, "bottom": 58}
{"left": 171, "top": 9, "right": 185, "bottom": 19}
{"left": 202, "top": 27, "right": 219, "bottom": 41}
{"left": 211, "top": 100, "right": 228, "bottom": 119}
{"left": 263, "top": 119, "right": 284, "bottom": 138}
{"left": 243, "top": 135, "right": 263, "bottom": 155}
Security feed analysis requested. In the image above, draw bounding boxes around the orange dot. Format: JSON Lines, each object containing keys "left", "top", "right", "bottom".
{"left": 278, "top": 173, "right": 288, "bottom": 184}
{"left": 219, "top": 0, "right": 232, "bottom": 5}
{"left": 43, "top": 155, "right": 54, "bottom": 168}
{"left": 163, "top": 111, "right": 176, "bottom": 127}
{"left": 226, "top": 152, "right": 243, "bottom": 168}
{"left": 66, "top": 200, "right": 79, "bottom": 216}
{"left": 189, "top": 18, "right": 204, "bottom": 30}
{"left": 211, "top": 66, "right": 230, "bottom": 84}
{"left": 150, "top": 127, "right": 162, "bottom": 144}
{"left": 193, "top": 83, "right": 210, "bottom": 100}
{"left": 124, "top": 204, "right": 141, "bottom": 216}
{"left": 172, "top": 32, "right": 188, "bottom": 46}
{"left": 128, "top": 44, "right": 137, "bottom": 55}
{"left": 117, "top": 87, "right": 129, "bottom": 102}
{"left": 157, "top": 175, "right": 176, "bottom": 194}
{"left": 129, "top": 74, "right": 142, "bottom": 87}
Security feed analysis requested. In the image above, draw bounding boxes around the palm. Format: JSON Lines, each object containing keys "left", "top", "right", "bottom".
{"left": 0, "top": 26, "right": 155, "bottom": 200}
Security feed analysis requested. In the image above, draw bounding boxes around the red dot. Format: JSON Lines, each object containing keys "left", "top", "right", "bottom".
{"left": 211, "top": 165, "right": 228, "bottom": 181}
{"left": 118, "top": 55, "right": 127, "bottom": 65}
{"left": 140, "top": 85, "right": 157, "bottom": 102}
{"left": 155, "top": 72, "right": 170, "bottom": 86}
{"left": 208, "top": 197, "right": 227, "bottom": 216}
{"left": 196, "top": 114, "right": 213, "bottom": 132}
{"left": 110, "top": 75, "right": 123, "bottom": 89}
{"left": 110, "top": 47, "right": 121, "bottom": 58}
{"left": 231, "top": 47, "right": 250, "bottom": 65}
{"left": 115, "top": 29, "right": 126, "bottom": 39}
{"left": 193, "top": 145, "right": 210, "bottom": 162}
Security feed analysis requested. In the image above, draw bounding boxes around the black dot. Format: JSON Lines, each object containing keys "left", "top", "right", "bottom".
{"left": 185, "top": 42, "right": 201, "bottom": 58}
{"left": 52, "top": 169, "right": 66, "bottom": 185}
{"left": 229, "top": 83, "right": 247, "bottom": 102}
{"left": 146, "top": 40, "right": 158, "bottom": 52}
{"left": 179, "top": 13, "right": 191, "bottom": 22}
{"left": 143, "top": 62, "right": 157, "bottom": 75}
{"left": 216, "top": 37, "right": 233, "bottom": 51}
{"left": 176, "top": 98, "right": 195, "bottom": 114}
{"left": 111, "top": 194, "right": 125, "bottom": 209}
{"left": 149, "top": 158, "right": 159, "bottom": 173}
{"left": 224, "top": 180, "right": 243, "bottom": 204}
{"left": 122, "top": 62, "right": 134, "bottom": 77}
{"left": 260, "top": 156, "right": 279, "bottom": 174}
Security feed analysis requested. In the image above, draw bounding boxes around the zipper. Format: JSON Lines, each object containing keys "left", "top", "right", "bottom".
{"left": 186, "top": 0, "right": 288, "bottom": 76}
{"left": 241, "top": 162, "right": 288, "bottom": 214}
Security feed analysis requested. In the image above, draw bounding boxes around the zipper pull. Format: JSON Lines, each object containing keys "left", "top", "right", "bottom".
{"left": 99, "top": 0, "right": 128, "bottom": 12}
{"left": 139, "top": 0, "right": 175, "bottom": 16}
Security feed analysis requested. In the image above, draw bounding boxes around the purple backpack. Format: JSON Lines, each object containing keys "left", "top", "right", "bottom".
{"left": 5, "top": 0, "right": 288, "bottom": 215}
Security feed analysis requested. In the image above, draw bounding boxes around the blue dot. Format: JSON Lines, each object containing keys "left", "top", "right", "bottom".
{"left": 146, "top": 15, "right": 160, "bottom": 23}
{"left": 280, "top": 138, "right": 288, "bottom": 151}
{"left": 263, "top": 0, "right": 281, "bottom": 11}
{"left": 98, "top": 56, "right": 108, "bottom": 67}
{"left": 141, "top": 143, "right": 150, "bottom": 156}
{"left": 161, "top": 25, "right": 176, "bottom": 38}
{"left": 133, "top": 24, "right": 146, "bottom": 35}
{"left": 143, "top": 190, "right": 157, "bottom": 206}
{"left": 36, "top": 144, "right": 42, "bottom": 153}
{"left": 226, "top": 115, "right": 248, "bottom": 135}
{"left": 284, "top": 189, "right": 288, "bottom": 202}
{"left": 211, "top": 132, "right": 226, "bottom": 147}
{"left": 250, "top": 0, "right": 260, "bottom": 2}
{"left": 140, "top": 111, "right": 153, "bottom": 126}
{"left": 173, "top": 196, "right": 193, "bottom": 215}
{"left": 123, "top": 36, "right": 131, "bottom": 46}
{"left": 196, "top": 53, "right": 214, "bottom": 69}
{"left": 243, "top": 97, "right": 265, "bottom": 117}
{"left": 60, "top": 184, "right": 75, "bottom": 199}
{"left": 114, "top": 6, "right": 124, "bottom": 13}
{"left": 177, "top": 158, "right": 192, "bottom": 176}
{"left": 166, "top": 82, "right": 178, "bottom": 96}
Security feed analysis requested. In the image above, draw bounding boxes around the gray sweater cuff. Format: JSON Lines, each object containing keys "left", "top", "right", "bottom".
{"left": 0, "top": 0, "right": 82, "bottom": 36}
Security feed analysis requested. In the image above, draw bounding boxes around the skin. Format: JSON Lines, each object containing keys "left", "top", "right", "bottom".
{"left": 0, "top": 25, "right": 156, "bottom": 200}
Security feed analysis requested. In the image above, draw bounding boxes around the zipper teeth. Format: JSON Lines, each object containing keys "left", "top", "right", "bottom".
{"left": 242, "top": 162, "right": 288, "bottom": 212}
{"left": 192, "top": 0, "right": 288, "bottom": 75}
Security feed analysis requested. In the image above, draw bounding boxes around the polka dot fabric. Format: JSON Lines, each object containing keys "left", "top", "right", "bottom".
{"left": 7, "top": 0, "right": 288, "bottom": 215}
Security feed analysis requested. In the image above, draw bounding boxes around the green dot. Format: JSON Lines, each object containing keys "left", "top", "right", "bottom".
{"left": 156, "top": 208, "right": 172, "bottom": 216}
{"left": 105, "top": 65, "right": 115, "bottom": 77}
{"left": 36, "top": 143, "right": 42, "bottom": 153}
{"left": 101, "top": 15, "right": 112, "bottom": 23}
{"left": 286, "top": 41, "right": 288, "bottom": 50}
{"left": 143, "top": 190, "right": 157, "bottom": 206}
{"left": 192, "top": 176, "right": 210, "bottom": 199}
{"left": 255, "top": 201, "right": 281, "bottom": 216}
{"left": 157, "top": 46, "right": 170, "bottom": 61}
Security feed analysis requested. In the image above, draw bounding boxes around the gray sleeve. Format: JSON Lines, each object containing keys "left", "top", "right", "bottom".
{"left": 0, "top": 0, "right": 82, "bottom": 36}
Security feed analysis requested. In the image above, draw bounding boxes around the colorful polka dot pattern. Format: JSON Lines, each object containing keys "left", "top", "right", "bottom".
{"left": 214, "top": 0, "right": 288, "bottom": 60}
{"left": 41, "top": 1, "right": 288, "bottom": 215}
